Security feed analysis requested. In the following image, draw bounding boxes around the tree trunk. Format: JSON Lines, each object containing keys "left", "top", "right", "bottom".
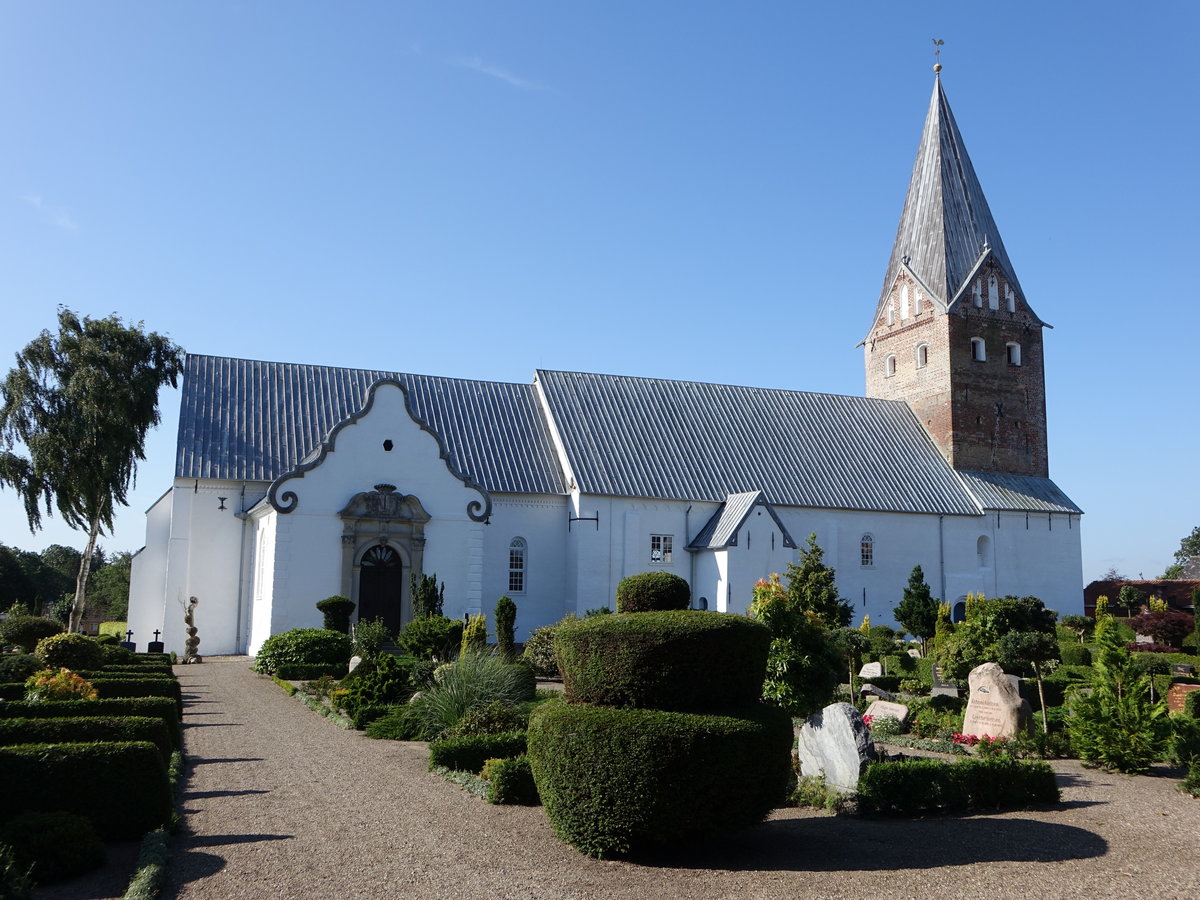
{"left": 1034, "top": 662, "right": 1048, "bottom": 734}
{"left": 69, "top": 517, "right": 101, "bottom": 634}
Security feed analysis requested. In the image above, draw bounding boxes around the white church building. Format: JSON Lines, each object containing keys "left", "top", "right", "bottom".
{"left": 128, "top": 76, "right": 1083, "bottom": 656}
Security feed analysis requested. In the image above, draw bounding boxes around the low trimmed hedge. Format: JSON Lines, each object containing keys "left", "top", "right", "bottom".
{"left": 428, "top": 731, "right": 527, "bottom": 774}
{"left": 857, "top": 757, "right": 1060, "bottom": 815}
{"left": 0, "top": 683, "right": 24, "bottom": 701}
{"left": 0, "top": 811, "right": 105, "bottom": 883}
{"left": 85, "top": 665, "right": 175, "bottom": 677}
{"left": 86, "top": 677, "right": 183, "bottom": 714}
{"left": 0, "top": 741, "right": 172, "bottom": 839}
{"left": 0, "top": 715, "right": 173, "bottom": 763}
{"left": 252, "top": 629, "right": 352, "bottom": 675}
{"left": 527, "top": 701, "right": 793, "bottom": 858}
{"left": 273, "top": 663, "right": 347, "bottom": 680}
{"left": 0, "top": 698, "right": 181, "bottom": 749}
{"left": 554, "top": 611, "right": 770, "bottom": 712}
{"left": 482, "top": 755, "right": 539, "bottom": 805}
{"left": 1186, "top": 690, "right": 1200, "bottom": 719}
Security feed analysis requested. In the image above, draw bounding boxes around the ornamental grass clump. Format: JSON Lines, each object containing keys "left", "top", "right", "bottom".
{"left": 405, "top": 649, "right": 536, "bottom": 741}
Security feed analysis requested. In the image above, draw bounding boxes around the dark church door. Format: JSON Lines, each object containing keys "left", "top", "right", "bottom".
{"left": 358, "top": 545, "right": 404, "bottom": 634}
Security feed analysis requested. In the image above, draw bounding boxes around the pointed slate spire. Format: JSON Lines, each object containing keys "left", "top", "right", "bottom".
{"left": 876, "top": 77, "right": 1025, "bottom": 314}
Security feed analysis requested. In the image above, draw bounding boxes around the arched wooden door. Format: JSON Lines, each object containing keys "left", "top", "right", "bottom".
{"left": 358, "top": 545, "right": 404, "bottom": 634}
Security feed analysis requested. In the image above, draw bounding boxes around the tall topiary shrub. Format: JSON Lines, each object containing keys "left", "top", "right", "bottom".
{"left": 528, "top": 611, "right": 792, "bottom": 858}
{"left": 461, "top": 614, "right": 487, "bottom": 655}
{"left": 615, "top": 572, "right": 690, "bottom": 613}
{"left": 316, "top": 596, "right": 355, "bottom": 633}
{"left": 494, "top": 596, "right": 517, "bottom": 662}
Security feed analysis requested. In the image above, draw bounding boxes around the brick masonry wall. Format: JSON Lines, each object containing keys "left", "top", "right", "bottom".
{"left": 865, "top": 265, "right": 1049, "bottom": 477}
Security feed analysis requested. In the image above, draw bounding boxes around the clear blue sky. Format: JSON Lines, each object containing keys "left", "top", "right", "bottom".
{"left": 1, "top": 2, "right": 1196, "bottom": 591}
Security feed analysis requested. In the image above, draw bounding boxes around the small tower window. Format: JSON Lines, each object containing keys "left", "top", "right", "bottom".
{"left": 915, "top": 343, "right": 929, "bottom": 368}
{"left": 885, "top": 354, "right": 897, "bottom": 377}
{"left": 1005, "top": 286, "right": 1016, "bottom": 313}
{"left": 971, "top": 337, "right": 986, "bottom": 362}
{"left": 508, "top": 538, "right": 527, "bottom": 593}
{"left": 1006, "top": 342, "right": 1022, "bottom": 366}
{"left": 987, "top": 275, "right": 999, "bottom": 310}
{"left": 913, "top": 291, "right": 923, "bottom": 315}
{"left": 860, "top": 533, "right": 874, "bottom": 567}
{"left": 972, "top": 281, "right": 983, "bottom": 308}
{"left": 886, "top": 304, "right": 895, "bottom": 326}
{"left": 977, "top": 535, "right": 991, "bottom": 570}
{"left": 900, "top": 285, "right": 911, "bottom": 320}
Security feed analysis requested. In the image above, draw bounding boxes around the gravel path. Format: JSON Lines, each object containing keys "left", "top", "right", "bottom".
{"left": 161, "top": 657, "right": 1200, "bottom": 900}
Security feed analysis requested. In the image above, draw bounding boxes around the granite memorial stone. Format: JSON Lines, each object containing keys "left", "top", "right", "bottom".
{"left": 796, "top": 702, "right": 875, "bottom": 792}
{"left": 962, "top": 663, "right": 1030, "bottom": 738}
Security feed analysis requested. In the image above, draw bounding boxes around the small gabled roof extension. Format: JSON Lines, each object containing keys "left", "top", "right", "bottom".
{"left": 688, "top": 491, "right": 798, "bottom": 551}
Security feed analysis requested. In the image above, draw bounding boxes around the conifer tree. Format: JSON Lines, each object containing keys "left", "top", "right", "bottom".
{"left": 893, "top": 564, "right": 938, "bottom": 655}
{"left": 782, "top": 534, "right": 852, "bottom": 628}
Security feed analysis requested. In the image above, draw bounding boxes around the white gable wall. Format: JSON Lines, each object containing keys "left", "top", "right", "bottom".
{"left": 482, "top": 495, "right": 569, "bottom": 641}
{"left": 127, "top": 488, "right": 173, "bottom": 651}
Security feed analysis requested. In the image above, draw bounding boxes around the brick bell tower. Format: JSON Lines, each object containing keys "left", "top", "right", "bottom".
{"left": 864, "top": 72, "right": 1049, "bottom": 478}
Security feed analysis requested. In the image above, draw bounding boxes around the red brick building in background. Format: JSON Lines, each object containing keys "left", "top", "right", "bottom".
{"left": 1083, "top": 579, "right": 1200, "bottom": 618}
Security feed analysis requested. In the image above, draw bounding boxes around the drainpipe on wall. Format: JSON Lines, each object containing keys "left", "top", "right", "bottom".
{"left": 685, "top": 505, "right": 697, "bottom": 606}
{"left": 938, "top": 514, "right": 947, "bottom": 606}
{"left": 234, "top": 483, "right": 249, "bottom": 654}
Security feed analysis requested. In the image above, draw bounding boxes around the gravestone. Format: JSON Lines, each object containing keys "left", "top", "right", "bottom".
{"left": 860, "top": 683, "right": 897, "bottom": 702}
{"left": 863, "top": 699, "right": 909, "bottom": 725}
{"left": 907, "top": 648, "right": 921, "bottom": 658}
{"left": 1171, "top": 664, "right": 1196, "bottom": 677}
{"left": 961, "top": 663, "right": 1030, "bottom": 739}
{"left": 146, "top": 642, "right": 165, "bottom": 654}
{"left": 348, "top": 655, "right": 364, "bottom": 674}
{"left": 931, "top": 663, "right": 959, "bottom": 698}
{"left": 796, "top": 702, "right": 875, "bottom": 792}
{"left": 858, "top": 661, "right": 883, "bottom": 678}
{"left": 1167, "top": 683, "right": 1200, "bottom": 713}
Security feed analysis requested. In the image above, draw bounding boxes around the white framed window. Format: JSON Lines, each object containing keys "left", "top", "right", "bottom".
{"left": 915, "top": 343, "right": 928, "bottom": 368}
{"left": 971, "top": 337, "right": 986, "bottom": 362}
{"left": 885, "top": 354, "right": 897, "bottom": 377}
{"left": 508, "top": 537, "right": 526, "bottom": 593}
{"left": 885, "top": 304, "right": 895, "bottom": 326}
{"left": 1006, "top": 342, "right": 1022, "bottom": 366}
{"left": 650, "top": 534, "right": 673, "bottom": 564}
{"left": 860, "top": 533, "right": 874, "bottom": 567}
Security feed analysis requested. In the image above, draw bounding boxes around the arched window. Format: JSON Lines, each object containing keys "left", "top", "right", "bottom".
{"left": 977, "top": 535, "right": 991, "bottom": 569}
{"left": 860, "top": 533, "right": 874, "bottom": 567}
{"left": 972, "top": 281, "right": 983, "bottom": 308}
{"left": 971, "top": 337, "right": 986, "bottom": 362}
{"left": 915, "top": 343, "right": 928, "bottom": 369}
{"left": 884, "top": 355, "right": 897, "bottom": 377}
{"left": 913, "top": 291, "right": 923, "bottom": 315}
{"left": 1005, "top": 286, "right": 1016, "bottom": 313}
{"left": 1006, "top": 342, "right": 1022, "bottom": 366}
{"left": 987, "top": 275, "right": 999, "bottom": 309}
{"left": 900, "top": 284, "right": 910, "bottom": 320}
{"left": 886, "top": 304, "right": 895, "bottom": 326}
{"left": 508, "top": 538, "right": 527, "bottom": 593}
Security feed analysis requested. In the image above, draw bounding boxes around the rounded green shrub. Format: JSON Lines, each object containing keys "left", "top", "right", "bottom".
{"left": 0, "top": 617, "right": 64, "bottom": 653}
{"left": 0, "top": 811, "right": 105, "bottom": 883}
{"left": 554, "top": 611, "right": 771, "bottom": 712}
{"left": 316, "top": 596, "right": 356, "bottom": 633}
{"left": 339, "top": 654, "right": 416, "bottom": 716}
{"left": 482, "top": 755, "right": 539, "bottom": 805}
{"left": 34, "top": 633, "right": 104, "bottom": 672}
{"left": 522, "top": 619, "right": 568, "bottom": 677}
{"left": 615, "top": 572, "right": 690, "bottom": 613}
{"left": 252, "top": 629, "right": 351, "bottom": 675}
{"left": 0, "top": 654, "right": 41, "bottom": 683}
{"left": 527, "top": 701, "right": 793, "bottom": 858}
{"left": 1059, "top": 643, "right": 1092, "bottom": 666}
{"left": 441, "top": 700, "right": 530, "bottom": 739}
{"left": 397, "top": 615, "right": 463, "bottom": 661}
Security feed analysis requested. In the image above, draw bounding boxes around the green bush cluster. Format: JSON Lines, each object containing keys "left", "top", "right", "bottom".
{"left": 554, "top": 611, "right": 770, "bottom": 712}
{"left": 858, "top": 757, "right": 1060, "bottom": 814}
{"left": 339, "top": 655, "right": 416, "bottom": 717}
{"left": 0, "top": 617, "right": 64, "bottom": 653}
{"left": 1184, "top": 690, "right": 1200, "bottom": 719}
{"left": 428, "top": 731, "right": 528, "bottom": 773}
{"left": 441, "top": 700, "right": 530, "bottom": 738}
{"left": 615, "top": 572, "right": 690, "bottom": 613}
{"left": 0, "top": 715, "right": 173, "bottom": 763}
{"left": 315, "top": 596, "right": 356, "bottom": 633}
{"left": 252, "top": 629, "right": 351, "bottom": 675}
{"left": 0, "top": 698, "right": 181, "bottom": 750}
{"left": 481, "top": 756, "right": 539, "bottom": 805}
{"left": 34, "top": 633, "right": 104, "bottom": 671}
{"left": 351, "top": 618, "right": 391, "bottom": 659}
{"left": 0, "top": 742, "right": 171, "bottom": 839}
{"left": 529, "top": 702, "right": 793, "bottom": 857}
{"left": 0, "top": 811, "right": 105, "bottom": 883}
{"left": 397, "top": 616, "right": 463, "bottom": 661}
{"left": 1059, "top": 643, "right": 1092, "bottom": 666}
{"left": 1166, "top": 717, "right": 1200, "bottom": 767}
{"left": 0, "top": 683, "right": 26, "bottom": 700}
{"left": 521, "top": 620, "right": 566, "bottom": 677}
{"left": 461, "top": 614, "right": 488, "bottom": 655}
{"left": 86, "top": 677, "right": 183, "bottom": 714}
{"left": 0, "top": 843, "right": 32, "bottom": 900}
{"left": 0, "top": 655, "right": 41, "bottom": 683}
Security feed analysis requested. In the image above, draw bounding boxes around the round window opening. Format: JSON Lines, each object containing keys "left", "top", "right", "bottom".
{"left": 383, "top": 440, "right": 393, "bottom": 451}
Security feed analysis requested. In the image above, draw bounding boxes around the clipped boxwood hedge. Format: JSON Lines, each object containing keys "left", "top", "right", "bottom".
{"left": 857, "top": 757, "right": 1060, "bottom": 815}
{"left": 615, "top": 572, "right": 691, "bottom": 613}
{"left": 0, "top": 810, "right": 105, "bottom": 883}
{"left": 0, "top": 715, "right": 173, "bottom": 763}
{"left": 482, "top": 756, "right": 539, "bottom": 805}
{"left": 84, "top": 665, "right": 175, "bottom": 677}
{"left": 0, "top": 683, "right": 24, "bottom": 701}
{"left": 0, "top": 741, "right": 172, "bottom": 839}
{"left": 555, "top": 611, "right": 770, "bottom": 712}
{"left": 428, "top": 731, "right": 527, "bottom": 774}
{"left": 527, "top": 701, "right": 793, "bottom": 858}
{"left": 274, "top": 663, "right": 347, "bottom": 680}
{"left": 0, "top": 698, "right": 181, "bottom": 749}
{"left": 252, "top": 628, "right": 352, "bottom": 675}
{"left": 87, "top": 677, "right": 183, "bottom": 714}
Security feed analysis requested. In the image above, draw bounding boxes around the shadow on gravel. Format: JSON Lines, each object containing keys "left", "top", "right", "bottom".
{"left": 188, "top": 757, "right": 265, "bottom": 765}
{"left": 160, "top": 849, "right": 225, "bottom": 900}
{"left": 182, "top": 722, "right": 243, "bottom": 728}
{"left": 185, "top": 833, "right": 293, "bottom": 848}
{"left": 626, "top": 816, "right": 1107, "bottom": 872}
{"left": 184, "top": 789, "right": 272, "bottom": 800}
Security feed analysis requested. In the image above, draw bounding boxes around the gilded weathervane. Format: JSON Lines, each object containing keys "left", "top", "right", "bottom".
{"left": 932, "top": 38, "right": 944, "bottom": 74}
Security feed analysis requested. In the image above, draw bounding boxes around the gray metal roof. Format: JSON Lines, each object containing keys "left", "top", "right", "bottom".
{"left": 535, "top": 370, "right": 987, "bottom": 515}
{"left": 176, "top": 355, "right": 568, "bottom": 495}
{"left": 875, "top": 78, "right": 1032, "bottom": 321}
{"left": 689, "top": 491, "right": 798, "bottom": 550}
{"left": 956, "top": 470, "right": 1082, "bottom": 514}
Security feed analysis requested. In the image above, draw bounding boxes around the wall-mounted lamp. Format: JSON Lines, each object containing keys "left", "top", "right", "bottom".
{"left": 217, "top": 497, "right": 227, "bottom": 511}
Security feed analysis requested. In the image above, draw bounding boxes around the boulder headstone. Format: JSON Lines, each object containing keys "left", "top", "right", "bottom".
{"left": 863, "top": 699, "right": 909, "bottom": 725}
{"left": 858, "top": 661, "right": 883, "bottom": 679}
{"left": 961, "top": 663, "right": 1031, "bottom": 739}
{"left": 796, "top": 702, "right": 875, "bottom": 792}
